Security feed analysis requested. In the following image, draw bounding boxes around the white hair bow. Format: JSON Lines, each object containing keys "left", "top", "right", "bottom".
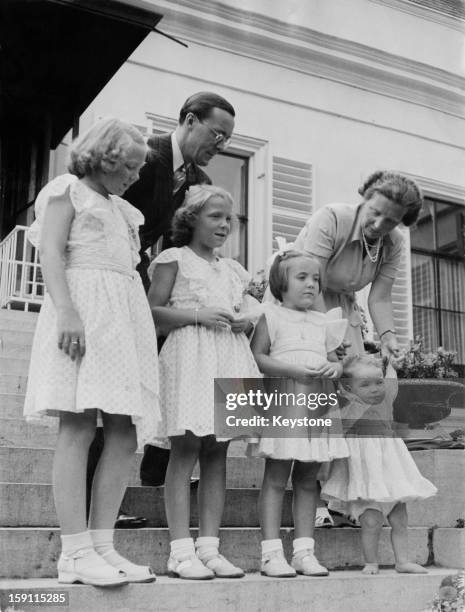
{"left": 265, "top": 236, "right": 294, "bottom": 274}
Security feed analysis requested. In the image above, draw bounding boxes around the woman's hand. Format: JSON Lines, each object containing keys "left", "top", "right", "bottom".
{"left": 197, "top": 307, "right": 234, "bottom": 330}
{"left": 230, "top": 316, "right": 253, "bottom": 335}
{"left": 56, "top": 307, "right": 86, "bottom": 360}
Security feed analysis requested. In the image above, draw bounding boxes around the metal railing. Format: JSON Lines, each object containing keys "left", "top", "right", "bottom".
{"left": 0, "top": 226, "right": 44, "bottom": 310}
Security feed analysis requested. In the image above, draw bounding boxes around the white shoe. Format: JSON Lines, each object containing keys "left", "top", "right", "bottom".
{"left": 291, "top": 550, "right": 329, "bottom": 576}
{"left": 201, "top": 553, "right": 244, "bottom": 578}
{"left": 101, "top": 549, "right": 156, "bottom": 583}
{"left": 167, "top": 555, "right": 214, "bottom": 580}
{"left": 58, "top": 548, "right": 128, "bottom": 587}
{"left": 261, "top": 551, "right": 296, "bottom": 578}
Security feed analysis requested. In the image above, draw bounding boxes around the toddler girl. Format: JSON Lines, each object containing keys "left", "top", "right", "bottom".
{"left": 249, "top": 250, "right": 349, "bottom": 577}
{"left": 24, "top": 118, "right": 159, "bottom": 586}
{"left": 148, "top": 184, "right": 260, "bottom": 579}
{"left": 322, "top": 354, "right": 437, "bottom": 574}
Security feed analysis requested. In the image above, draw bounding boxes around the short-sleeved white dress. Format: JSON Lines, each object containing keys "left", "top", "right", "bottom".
{"left": 149, "top": 246, "right": 261, "bottom": 447}
{"left": 23, "top": 174, "right": 160, "bottom": 447}
{"left": 321, "top": 370, "right": 437, "bottom": 519}
{"left": 248, "top": 303, "right": 350, "bottom": 462}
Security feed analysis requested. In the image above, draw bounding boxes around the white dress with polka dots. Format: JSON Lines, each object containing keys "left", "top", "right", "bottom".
{"left": 149, "top": 246, "right": 261, "bottom": 447}
{"left": 23, "top": 174, "right": 160, "bottom": 447}
{"left": 247, "top": 303, "right": 350, "bottom": 462}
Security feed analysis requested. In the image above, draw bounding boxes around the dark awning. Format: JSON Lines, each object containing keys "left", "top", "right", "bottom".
{"left": 0, "top": 0, "right": 163, "bottom": 147}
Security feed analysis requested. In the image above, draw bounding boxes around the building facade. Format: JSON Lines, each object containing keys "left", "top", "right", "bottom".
{"left": 49, "top": 0, "right": 465, "bottom": 364}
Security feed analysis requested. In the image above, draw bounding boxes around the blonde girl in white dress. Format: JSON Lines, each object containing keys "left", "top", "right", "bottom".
{"left": 148, "top": 184, "right": 260, "bottom": 580}
{"left": 24, "top": 119, "right": 159, "bottom": 586}
{"left": 249, "top": 250, "right": 349, "bottom": 578}
{"left": 321, "top": 354, "right": 437, "bottom": 575}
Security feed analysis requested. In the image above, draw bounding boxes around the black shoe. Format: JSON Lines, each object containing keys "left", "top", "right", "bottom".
{"left": 114, "top": 513, "right": 147, "bottom": 529}
{"left": 141, "top": 478, "right": 199, "bottom": 489}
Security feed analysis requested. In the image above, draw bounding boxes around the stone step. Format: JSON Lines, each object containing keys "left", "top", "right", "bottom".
{"left": 0, "top": 448, "right": 264, "bottom": 488}
{"left": 0, "top": 418, "right": 58, "bottom": 448}
{"left": 0, "top": 356, "right": 30, "bottom": 376}
{"left": 1, "top": 448, "right": 463, "bottom": 526}
{"left": 433, "top": 528, "right": 465, "bottom": 569}
{"left": 0, "top": 483, "right": 437, "bottom": 535}
{"left": 0, "top": 374, "right": 28, "bottom": 394}
{"left": 0, "top": 393, "right": 25, "bottom": 418}
{"left": 0, "top": 483, "right": 267, "bottom": 527}
{"left": 0, "top": 418, "right": 249, "bottom": 452}
{"left": 0, "top": 309, "right": 38, "bottom": 328}
{"left": 0, "top": 570, "right": 453, "bottom": 612}
{"left": 0, "top": 330, "right": 34, "bottom": 358}
{"left": 0, "top": 526, "right": 430, "bottom": 577}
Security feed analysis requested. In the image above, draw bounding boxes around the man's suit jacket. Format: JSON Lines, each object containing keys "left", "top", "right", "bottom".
{"left": 123, "top": 133, "right": 211, "bottom": 289}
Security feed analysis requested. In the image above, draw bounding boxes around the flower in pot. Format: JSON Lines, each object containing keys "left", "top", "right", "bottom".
{"left": 393, "top": 338, "right": 464, "bottom": 430}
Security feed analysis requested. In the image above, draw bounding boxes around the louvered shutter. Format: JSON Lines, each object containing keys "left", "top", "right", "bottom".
{"left": 390, "top": 228, "right": 413, "bottom": 348}
{"left": 272, "top": 157, "right": 313, "bottom": 246}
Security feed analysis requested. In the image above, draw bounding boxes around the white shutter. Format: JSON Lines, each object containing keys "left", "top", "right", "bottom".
{"left": 272, "top": 157, "right": 313, "bottom": 246}
{"left": 390, "top": 228, "right": 413, "bottom": 348}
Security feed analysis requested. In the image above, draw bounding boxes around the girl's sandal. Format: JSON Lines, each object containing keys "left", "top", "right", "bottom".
{"left": 100, "top": 549, "right": 156, "bottom": 583}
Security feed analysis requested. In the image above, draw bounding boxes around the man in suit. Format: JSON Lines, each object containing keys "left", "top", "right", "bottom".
{"left": 127, "top": 91, "right": 236, "bottom": 291}
{"left": 86, "top": 93, "right": 236, "bottom": 521}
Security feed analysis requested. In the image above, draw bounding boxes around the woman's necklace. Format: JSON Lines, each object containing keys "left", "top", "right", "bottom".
{"left": 361, "top": 229, "right": 382, "bottom": 263}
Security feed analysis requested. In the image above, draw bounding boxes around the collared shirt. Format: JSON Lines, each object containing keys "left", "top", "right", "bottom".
{"left": 293, "top": 202, "right": 404, "bottom": 295}
{"left": 171, "top": 131, "right": 184, "bottom": 174}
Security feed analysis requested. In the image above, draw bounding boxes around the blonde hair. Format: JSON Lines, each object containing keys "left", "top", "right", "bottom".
{"left": 68, "top": 118, "right": 146, "bottom": 178}
{"left": 171, "top": 184, "right": 235, "bottom": 246}
{"left": 342, "top": 354, "right": 384, "bottom": 379}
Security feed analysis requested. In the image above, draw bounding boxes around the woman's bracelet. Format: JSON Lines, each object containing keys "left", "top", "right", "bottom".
{"left": 379, "top": 329, "right": 395, "bottom": 339}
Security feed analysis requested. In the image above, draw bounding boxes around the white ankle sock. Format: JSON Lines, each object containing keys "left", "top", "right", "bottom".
{"left": 195, "top": 536, "right": 219, "bottom": 561}
{"left": 61, "top": 531, "right": 93, "bottom": 556}
{"left": 261, "top": 539, "right": 283, "bottom": 557}
{"left": 293, "top": 537, "right": 315, "bottom": 556}
{"left": 89, "top": 529, "right": 114, "bottom": 556}
{"left": 170, "top": 538, "right": 195, "bottom": 561}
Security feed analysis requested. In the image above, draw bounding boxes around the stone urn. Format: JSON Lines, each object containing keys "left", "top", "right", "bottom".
{"left": 393, "top": 379, "right": 464, "bottom": 428}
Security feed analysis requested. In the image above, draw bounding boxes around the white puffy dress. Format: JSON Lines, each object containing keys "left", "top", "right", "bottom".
{"left": 23, "top": 174, "right": 160, "bottom": 447}
{"left": 248, "top": 303, "right": 350, "bottom": 462}
{"left": 149, "top": 246, "right": 261, "bottom": 447}
{"left": 321, "top": 370, "right": 437, "bottom": 519}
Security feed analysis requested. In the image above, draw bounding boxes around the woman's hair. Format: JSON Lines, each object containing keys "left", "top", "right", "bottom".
{"left": 68, "top": 118, "right": 146, "bottom": 178}
{"left": 358, "top": 171, "right": 423, "bottom": 226}
{"left": 342, "top": 354, "right": 384, "bottom": 379}
{"left": 171, "top": 184, "right": 235, "bottom": 247}
{"left": 268, "top": 250, "right": 321, "bottom": 301}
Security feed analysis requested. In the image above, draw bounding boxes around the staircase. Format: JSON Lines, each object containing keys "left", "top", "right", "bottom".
{"left": 0, "top": 309, "right": 463, "bottom": 612}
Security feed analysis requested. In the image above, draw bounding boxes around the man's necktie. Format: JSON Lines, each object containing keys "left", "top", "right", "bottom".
{"left": 173, "top": 164, "right": 187, "bottom": 194}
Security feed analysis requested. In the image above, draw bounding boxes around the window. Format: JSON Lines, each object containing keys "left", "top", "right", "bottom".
{"left": 206, "top": 152, "right": 249, "bottom": 266}
{"left": 410, "top": 198, "right": 465, "bottom": 364}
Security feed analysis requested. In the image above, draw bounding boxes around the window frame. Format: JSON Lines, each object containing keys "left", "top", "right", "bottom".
{"left": 410, "top": 196, "right": 465, "bottom": 362}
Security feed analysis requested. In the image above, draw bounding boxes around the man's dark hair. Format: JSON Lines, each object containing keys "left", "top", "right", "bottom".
{"left": 179, "top": 91, "right": 235, "bottom": 123}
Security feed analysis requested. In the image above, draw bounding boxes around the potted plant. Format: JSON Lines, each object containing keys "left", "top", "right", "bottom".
{"left": 393, "top": 337, "right": 464, "bottom": 430}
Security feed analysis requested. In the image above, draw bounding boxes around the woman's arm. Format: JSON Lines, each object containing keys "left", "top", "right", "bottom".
{"left": 368, "top": 274, "right": 400, "bottom": 357}
{"left": 39, "top": 196, "right": 84, "bottom": 360}
{"left": 148, "top": 262, "right": 234, "bottom": 336}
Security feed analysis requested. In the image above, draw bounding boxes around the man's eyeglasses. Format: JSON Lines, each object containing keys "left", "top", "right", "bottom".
{"left": 201, "top": 121, "right": 231, "bottom": 149}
